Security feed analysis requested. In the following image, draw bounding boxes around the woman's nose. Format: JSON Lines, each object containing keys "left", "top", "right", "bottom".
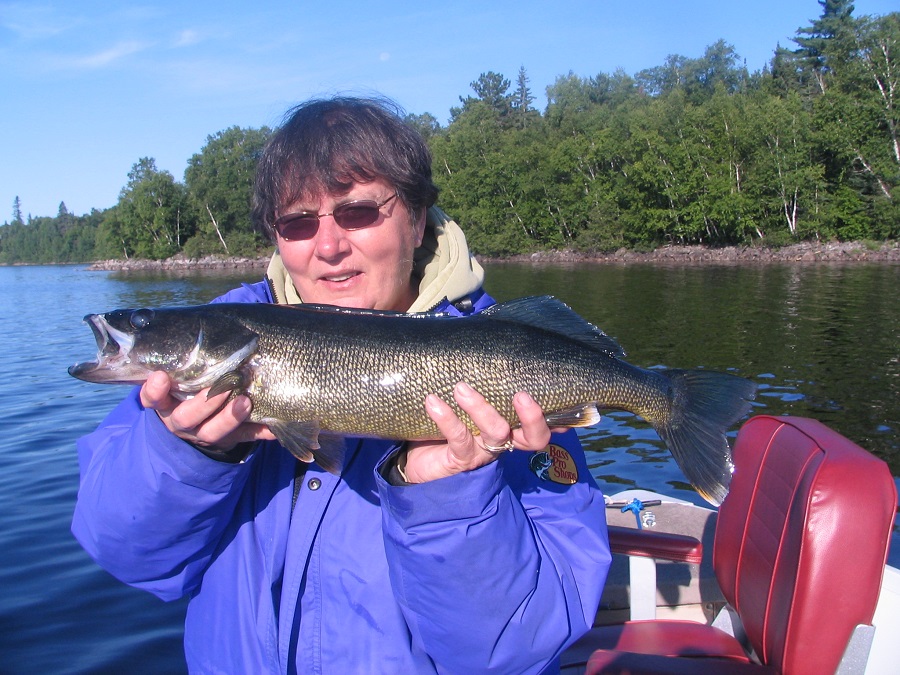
{"left": 313, "top": 216, "right": 351, "bottom": 258}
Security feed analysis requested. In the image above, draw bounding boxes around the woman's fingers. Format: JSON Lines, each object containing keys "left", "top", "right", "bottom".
{"left": 452, "top": 382, "right": 515, "bottom": 453}
{"left": 509, "top": 391, "right": 552, "bottom": 451}
{"left": 404, "top": 383, "right": 554, "bottom": 483}
{"left": 139, "top": 371, "right": 274, "bottom": 450}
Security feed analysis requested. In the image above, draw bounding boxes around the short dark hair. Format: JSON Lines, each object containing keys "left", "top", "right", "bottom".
{"left": 252, "top": 96, "right": 439, "bottom": 240}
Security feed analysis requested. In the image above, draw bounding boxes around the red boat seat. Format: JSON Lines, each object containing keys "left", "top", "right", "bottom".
{"left": 577, "top": 415, "right": 897, "bottom": 674}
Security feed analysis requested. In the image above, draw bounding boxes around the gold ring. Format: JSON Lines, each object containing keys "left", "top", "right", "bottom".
{"left": 482, "top": 436, "right": 515, "bottom": 455}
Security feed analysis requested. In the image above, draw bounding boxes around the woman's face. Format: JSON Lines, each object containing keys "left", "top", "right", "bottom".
{"left": 275, "top": 179, "right": 426, "bottom": 312}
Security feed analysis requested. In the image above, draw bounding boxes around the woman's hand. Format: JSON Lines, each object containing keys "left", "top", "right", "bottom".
{"left": 140, "top": 371, "right": 276, "bottom": 453}
{"left": 402, "top": 382, "right": 553, "bottom": 483}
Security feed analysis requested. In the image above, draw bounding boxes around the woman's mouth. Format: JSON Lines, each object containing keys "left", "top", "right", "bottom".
{"left": 322, "top": 272, "right": 359, "bottom": 284}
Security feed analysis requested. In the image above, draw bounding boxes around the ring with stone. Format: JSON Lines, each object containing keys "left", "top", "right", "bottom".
{"left": 482, "top": 435, "right": 515, "bottom": 455}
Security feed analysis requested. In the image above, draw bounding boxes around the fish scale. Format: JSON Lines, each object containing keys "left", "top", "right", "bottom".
{"left": 248, "top": 313, "right": 629, "bottom": 438}
{"left": 69, "top": 296, "right": 757, "bottom": 505}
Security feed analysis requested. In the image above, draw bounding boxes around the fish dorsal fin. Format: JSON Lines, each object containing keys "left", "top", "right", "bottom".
{"left": 482, "top": 296, "right": 626, "bottom": 359}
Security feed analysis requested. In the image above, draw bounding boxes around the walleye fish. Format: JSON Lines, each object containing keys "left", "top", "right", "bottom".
{"left": 69, "top": 296, "right": 757, "bottom": 504}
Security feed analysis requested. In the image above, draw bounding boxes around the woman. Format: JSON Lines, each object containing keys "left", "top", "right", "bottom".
{"left": 72, "top": 96, "right": 611, "bottom": 674}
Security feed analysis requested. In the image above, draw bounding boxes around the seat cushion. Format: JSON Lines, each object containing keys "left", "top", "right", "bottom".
{"left": 712, "top": 416, "right": 896, "bottom": 674}
{"left": 585, "top": 649, "right": 776, "bottom": 675}
{"left": 562, "top": 620, "right": 750, "bottom": 669}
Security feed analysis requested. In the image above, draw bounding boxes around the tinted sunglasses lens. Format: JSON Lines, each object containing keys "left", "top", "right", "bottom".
{"left": 332, "top": 202, "right": 380, "bottom": 229}
{"left": 276, "top": 215, "right": 318, "bottom": 241}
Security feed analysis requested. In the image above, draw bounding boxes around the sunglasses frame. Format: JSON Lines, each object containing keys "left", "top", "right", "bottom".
{"left": 273, "top": 193, "right": 399, "bottom": 241}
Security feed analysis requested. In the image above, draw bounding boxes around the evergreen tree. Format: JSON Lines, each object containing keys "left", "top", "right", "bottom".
{"left": 770, "top": 42, "right": 804, "bottom": 94}
{"left": 453, "top": 71, "right": 513, "bottom": 120}
{"left": 57, "top": 201, "right": 74, "bottom": 233}
{"left": 513, "top": 66, "right": 534, "bottom": 112}
{"left": 511, "top": 66, "right": 538, "bottom": 128}
{"left": 794, "top": 0, "right": 859, "bottom": 93}
{"left": 12, "top": 196, "right": 23, "bottom": 225}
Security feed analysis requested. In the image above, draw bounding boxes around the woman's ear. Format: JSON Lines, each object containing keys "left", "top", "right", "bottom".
{"left": 413, "top": 209, "right": 428, "bottom": 248}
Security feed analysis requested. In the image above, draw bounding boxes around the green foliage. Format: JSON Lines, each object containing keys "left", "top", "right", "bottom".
{"left": 0, "top": 209, "right": 103, "bottom": 263}
{"left": 452, "top": 71, "right": 514, "bottom": 123}
{"left": 106, "top": 158, "right": 192, "bottom": 259}
{"left": 2, "top": 5, "right": 898, "bottom": 265}
{"left": 11, "top": 196, "right": 24, "bottom": 225}
{"left": 185, "top": 126, "right": 272, "bottom": 254}
{"left": 636, "top": 40, "right": 747, "bottom": 102}
{"left": 793, "top": 0, "right": 859, "bottom": 92}
{"left": 404, "top": 112, "right": 442, "bottom": 140}
{"left": 429, "top": 7, "right": 899, "bottom": 255}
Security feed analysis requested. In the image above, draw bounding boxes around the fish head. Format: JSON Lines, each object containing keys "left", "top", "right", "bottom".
{"left": 68, "top": 306, "right": 258, "bottom": 393}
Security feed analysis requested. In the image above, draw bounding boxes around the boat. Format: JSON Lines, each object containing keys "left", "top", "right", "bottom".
{"left": 560, "top": 414, "right": 899, "bottom": 674}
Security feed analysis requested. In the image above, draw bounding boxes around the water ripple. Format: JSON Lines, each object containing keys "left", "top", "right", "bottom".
{"left": 1, "top": 262, "right": 897, "bottom": 672}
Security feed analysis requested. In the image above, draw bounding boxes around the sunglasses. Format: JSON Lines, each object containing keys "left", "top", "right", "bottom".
{"left": 273, "top": 193, "right": 399, "bottom": 241}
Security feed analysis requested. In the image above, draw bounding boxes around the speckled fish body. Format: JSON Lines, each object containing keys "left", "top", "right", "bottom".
{"left": 69, "top": 296, "right": 756, "bottom": 504}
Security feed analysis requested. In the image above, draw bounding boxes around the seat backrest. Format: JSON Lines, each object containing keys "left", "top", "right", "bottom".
{"left": 713, "top": 415, "right": 896, "bottom": 675}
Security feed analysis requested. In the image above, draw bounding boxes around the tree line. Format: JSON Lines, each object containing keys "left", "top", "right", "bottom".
{"left": 2, "top": 0, "right": 897, "bottom": 262}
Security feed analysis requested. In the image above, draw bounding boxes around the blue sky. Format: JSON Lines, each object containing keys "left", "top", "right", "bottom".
{"left": 2, "top": 0, "right": 897, "bottom": 220}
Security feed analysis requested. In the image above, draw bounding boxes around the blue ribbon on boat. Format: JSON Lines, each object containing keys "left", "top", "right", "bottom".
{"left": 621, "top": 498, "right": 645, "bottom": 528}
{"left": 620, "top": 498, "right": 662, "bottom": 529}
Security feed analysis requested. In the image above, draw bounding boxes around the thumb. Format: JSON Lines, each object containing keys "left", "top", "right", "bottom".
{"left": 140, "top": 371, "right": 173, "bottom": 409}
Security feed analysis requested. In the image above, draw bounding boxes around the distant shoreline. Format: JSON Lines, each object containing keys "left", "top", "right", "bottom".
{"left": 83, "top": 240, "right": 900, "bottom": 271}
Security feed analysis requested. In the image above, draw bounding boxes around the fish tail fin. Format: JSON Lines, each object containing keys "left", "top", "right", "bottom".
{"left": 654, "top": 369, "right": 757, "bottom": 506}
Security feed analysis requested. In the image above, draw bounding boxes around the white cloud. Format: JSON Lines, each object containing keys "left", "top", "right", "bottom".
{"left": 173, "top": 29, "right": 200, "bottom": 48}
{"left": 0, "top": 3, "right": 76, "bottom": 40}
{"left": 69, "top": 41, "right": 148, "bottom": 69}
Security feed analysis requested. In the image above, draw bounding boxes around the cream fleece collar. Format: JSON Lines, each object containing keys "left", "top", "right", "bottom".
{"left": 265, "top": 206, "right": 484, "bottom": 312}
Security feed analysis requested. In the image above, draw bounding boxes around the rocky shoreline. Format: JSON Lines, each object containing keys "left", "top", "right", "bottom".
{"left": 84, "top": 240, "right": 899, "bottom": 271}
{"left": 486, "top": 240, "right": 900, "bottom": 265}
{"left": 86, "top": 254, "right": 271, "bottom": 272}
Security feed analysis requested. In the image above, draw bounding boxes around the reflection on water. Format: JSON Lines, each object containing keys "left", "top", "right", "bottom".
{"left": 485, "top": 261, "right": 899, "bottom": 575}
{"left": 0, "top": 262, "right": 897, "bottom": 673}
{"left": 0, "top": 265, "right": 245, "bottom": 674}
{"left": 484, "top": 261, "right": 899, "bottom": 478}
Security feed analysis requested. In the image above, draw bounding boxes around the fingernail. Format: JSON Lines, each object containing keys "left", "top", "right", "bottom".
{"left": 455, "top": 382, "right": 475, "bottom": 396}
{"left": 515, "top": 391, "right": 534, "bottom": 405}
{"left": 234, "top": 396, "right": 252, "bottom": 417}
{"left": 425, "top": 394, "right": 442, "bottom": 413}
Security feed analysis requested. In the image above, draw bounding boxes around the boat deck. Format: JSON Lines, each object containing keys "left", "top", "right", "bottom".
{"left": 597, "top": 490, "right": 723, "bottom": 624}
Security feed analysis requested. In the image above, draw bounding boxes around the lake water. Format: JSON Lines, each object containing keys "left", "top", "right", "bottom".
{"left": 1, "top": 261, "right": 897, "bottom": 673}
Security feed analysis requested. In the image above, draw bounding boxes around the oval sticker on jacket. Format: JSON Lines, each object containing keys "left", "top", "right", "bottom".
{"left": 529, "top": 445, "right": 578, "bottom": 484}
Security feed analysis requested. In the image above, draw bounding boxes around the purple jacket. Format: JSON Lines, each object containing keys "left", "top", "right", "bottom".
{"left": 72, "top": 281, "right": 611, "bottom": 674}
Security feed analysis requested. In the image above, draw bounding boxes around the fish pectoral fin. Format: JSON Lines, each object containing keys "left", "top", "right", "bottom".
{"left": 207, "top": 371, "right": 247, "bottom": 398}
{"left": 545, "top": 403, "right": 602, "bottom": 428}
{"left": 263, "top": 418, "right": 345, "bottom": 475}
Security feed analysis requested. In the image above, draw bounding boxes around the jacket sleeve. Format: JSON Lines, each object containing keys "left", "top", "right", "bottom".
{"left": 71, "top": 382, "right": 254, "bottom": 602}
{"left": 71, "top": 282, "right": 271, "bottom": 600}
{"left": 376, "top": 429, "right": 610, "bottom": 674}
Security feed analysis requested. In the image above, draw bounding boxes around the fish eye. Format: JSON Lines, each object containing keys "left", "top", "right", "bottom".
{"left": 130, "top": 308, "right": 154, "bottom": 329}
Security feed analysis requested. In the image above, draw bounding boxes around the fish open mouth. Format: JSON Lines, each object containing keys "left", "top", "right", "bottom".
{"left": 67, "top": 314, "right": 142, "bottom": 383}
